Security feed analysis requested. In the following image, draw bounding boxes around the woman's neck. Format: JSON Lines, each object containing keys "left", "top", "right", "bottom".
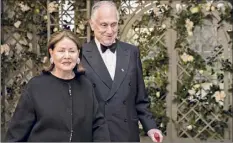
{"left": 51, "top": 69, "right": 75, "bottom": 80}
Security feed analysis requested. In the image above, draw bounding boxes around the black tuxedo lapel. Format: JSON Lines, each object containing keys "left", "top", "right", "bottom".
{"left": 83, "top": 40, "right": 112, "bottom": 88}
{"left": 106, "top": 42, "right": 130, "bottom": 101}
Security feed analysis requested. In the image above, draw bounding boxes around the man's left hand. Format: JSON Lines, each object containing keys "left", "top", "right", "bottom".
{"left": 147, "top": 129, "right": 163, "bottom": 142}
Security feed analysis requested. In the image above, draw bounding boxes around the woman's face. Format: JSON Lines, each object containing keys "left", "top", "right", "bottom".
{"left": 49, "top": 37, "right": 79, "bottom": 73}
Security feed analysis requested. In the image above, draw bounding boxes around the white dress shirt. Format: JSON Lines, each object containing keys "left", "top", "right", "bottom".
{"left": 95, "top": 38, "right": 116, "bottom": 80}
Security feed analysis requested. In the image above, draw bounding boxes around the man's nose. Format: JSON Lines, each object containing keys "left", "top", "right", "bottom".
{"left": 106, "top": 25, "right": 113, "bottom": 33}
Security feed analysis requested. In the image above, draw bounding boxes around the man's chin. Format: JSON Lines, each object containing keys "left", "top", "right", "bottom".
{"left": 102, "top": 40, "right": 115, "bottom": 46}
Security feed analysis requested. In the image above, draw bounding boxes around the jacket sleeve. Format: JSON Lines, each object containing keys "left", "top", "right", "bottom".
{"left": 92, "top": 88, "right": 111, "bottom": 142}
{"left": 4, "top": 86, "right": 36, "bottom": 142}
{"left": 135, "top": 47, "right": 157, "bottom": 133}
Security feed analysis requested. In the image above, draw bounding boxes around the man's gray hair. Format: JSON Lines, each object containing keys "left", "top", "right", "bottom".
{"left": 91, "top": 1, "right": 119, "bottom": 21}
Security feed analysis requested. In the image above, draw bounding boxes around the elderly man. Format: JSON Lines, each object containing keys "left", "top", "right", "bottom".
{"left": 82, "top": 1, "right": 163, "bottom": 142}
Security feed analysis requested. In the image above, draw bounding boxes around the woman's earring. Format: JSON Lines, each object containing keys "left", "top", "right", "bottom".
{"left": 50, "top": 57, "right": 54, "bottom": 64}
{"left": 77, "top": 58, "right": 80, "bottom": 64}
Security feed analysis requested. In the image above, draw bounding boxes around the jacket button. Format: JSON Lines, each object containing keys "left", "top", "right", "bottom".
{"left": 105, "top": 102, "right": 108, "bottom": 105}
{"left": 128, "top": 82, "right": 131, "bottom": 86}
{"left": 92, "top": 83, "right": 96, "bottom": 87}
{"left": 123, "top": 101, "right": 126, "bottom": 105}
{"left": 124, "top": 119, "right": 127, "bottom": 122}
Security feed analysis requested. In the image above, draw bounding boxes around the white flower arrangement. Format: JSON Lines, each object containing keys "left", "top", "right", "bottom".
{"left": 187, "top": 82, "right": 226, "bottom": 107}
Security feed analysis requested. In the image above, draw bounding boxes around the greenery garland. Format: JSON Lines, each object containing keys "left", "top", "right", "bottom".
{"left": 171, "top": 0, "right": 233, "bottom": 140}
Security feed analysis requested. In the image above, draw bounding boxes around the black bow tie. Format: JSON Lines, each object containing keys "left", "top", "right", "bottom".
{"left": 101, "top": 43, "right": 116, "bottom": 53}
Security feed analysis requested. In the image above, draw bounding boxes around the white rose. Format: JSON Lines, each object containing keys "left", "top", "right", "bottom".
{"left": 211, "top": 6, "right": 215, "bottom": 11}
{"left": 190, "top": 7, "right": 199, "bottom": 14}
{"left": 42, "top": 56, "right": 48, "bottom": 63}
{"left": 78, "top": 24, "right": 85, "bottom": 30}
{"left": 44, "top": 15, "right": 48, "bottom": 20}
{"left": 193, "top": 84, "right": 200, "bottom": 89}
{"left": 1, "top": 44, "right": 10, "bottom": 55}
{"left": 201, "top": 82, "right": 212, "bottom": 90}
{"left": 156, "top": 92, "right": 160, "bottom": 98}
{"left": 53, "top": 27, "right": 58, "bottom": 32}
{"left": 219, "top": 83, "right": 224, "bottom": 90}
{"left": 205, "top": 2, "right": 212, "bottom": 11}
{"left": 176, "top": 3, "right": 182, "bottom": 13}
{"left": 213, "top": 91, "right": 226, "bottom": 103}
{"left": 187, "top": 55, "right": 194, "bottom": 62}
{"left": 217, "top": 3, "right": 225, "bottom": 11}
{"left": 161, "top": 24, "right": 166, "bottom": 29}
{"left": 27, "top": 32, "right": 33, "bottom": 40}
{"left": 187, "top": 31, "right": 193, "bottom": 36}
{"left": 76, "top": 28, "right": 81, "bottom": 34}
{"left": 199, "top": 70, "right": 204, "bottom": 74}
{"left": 48, "top": 1, "right": 58, "bottom": 13}
{"left": 160, "top": 123, "right": 164, "bottom": 128}
{"left": 188, "top": 89, "right": 195, "bottom": 95}
{"left": 18, "top": 2, "right": 30, "bottom": 12}
{"left": 187, "top": 125, "right": 193, "bottom": 130}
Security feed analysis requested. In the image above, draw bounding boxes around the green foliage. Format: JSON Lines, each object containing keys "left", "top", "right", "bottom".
{"left": 127, "top": 1, "right": 171, "bottom": 135}
{"left": 1, "top": 0, "right": 48, "bottom": 131}
{"left": 172, "top": 1, "right": 233, "bottom": 141}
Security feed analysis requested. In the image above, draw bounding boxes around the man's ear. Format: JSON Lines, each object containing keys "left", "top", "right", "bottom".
{"left": 89, "top": 19, "right": 94, "bottom": 31}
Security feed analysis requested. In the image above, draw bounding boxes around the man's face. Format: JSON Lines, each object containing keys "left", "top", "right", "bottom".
{"left": 90, "top": 6, "right": 118, "bottom": 46}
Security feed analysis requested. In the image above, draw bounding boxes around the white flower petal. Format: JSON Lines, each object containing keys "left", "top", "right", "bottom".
{"left": 201, "top": 83, "right": 212, "bottom": 90}
{"left": 15, "top": 43, "right": 23, "bottom": 54}
{"left": 14, "top": 21, "right": 21, "bottom": 28}
{"left": 219, "top": 83, "right": 224, "bottom": 90}
{"left": 53, "top": 27, "right": 58, "bottom": 32}
{"left": 19, "top": 38, "right": 28, "bottom": 45}
{"left": 187, "top": 125, "right": 193, "bottom": 130}
{"left": 188, "top": 89, "right": 195, "bottom": 95}
{"left": 27, "top": 32, "right": 33, "bottom": 40}
{"left": 176, "top": 4, "right": 182, "bottom": 12}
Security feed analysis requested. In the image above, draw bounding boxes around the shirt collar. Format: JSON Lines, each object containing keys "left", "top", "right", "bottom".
{"left": 94, "top": 38, "right": 116, "bottom": 53}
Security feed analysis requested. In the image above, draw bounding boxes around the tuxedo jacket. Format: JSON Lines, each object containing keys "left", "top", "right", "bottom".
{"left": 82, "top": 40, "right": 157, "bottom": 142}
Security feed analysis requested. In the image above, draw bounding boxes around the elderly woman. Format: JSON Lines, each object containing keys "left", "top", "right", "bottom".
{"left": 5, "top": 30, "right": 110, "bottom": 142}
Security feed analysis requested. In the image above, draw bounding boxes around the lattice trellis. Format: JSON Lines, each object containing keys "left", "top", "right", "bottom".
{"left": 1, "top": 0, "right": 48, "bottom": 134}
{"left": 175, "top": 6, "right": 232, "bottom": 142}
{"left": 119, "top": 0, "right": 171, "bottom": 137}
{"left": 118, "top": 0, "right": 232, "bottom": 142}
{"left": 47, "top": 0, "right": 91, "bottom": 43}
